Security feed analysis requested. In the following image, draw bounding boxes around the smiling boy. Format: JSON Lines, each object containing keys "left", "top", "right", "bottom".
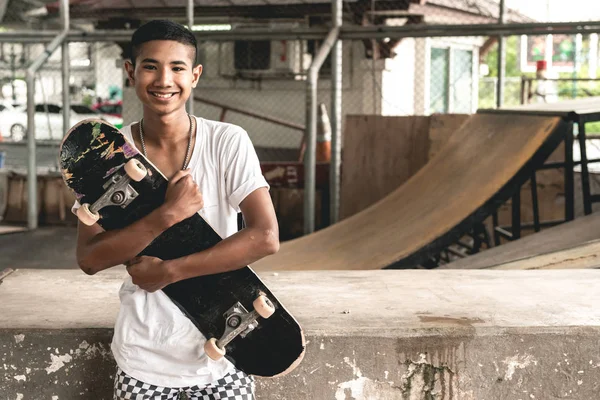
{"left": 73, "top": 20, "right": 279, "bottom": 399}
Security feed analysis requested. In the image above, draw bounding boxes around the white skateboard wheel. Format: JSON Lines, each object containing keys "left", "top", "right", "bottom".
{"left": 253, "top": 295, "right": 275, "bottom": 319}
{"left": 124, "top": 159, "right": 147, "bottom": 182}
{"left": 204, "top": 338, "right": 226, "bottom": 361}
{"left": 77, "top": 203, "right": 100, "bottom": 226}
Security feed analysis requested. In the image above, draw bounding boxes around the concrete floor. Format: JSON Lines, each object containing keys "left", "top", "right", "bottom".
{"left": 0, "top": 225, "right": 78, "bottom": 269}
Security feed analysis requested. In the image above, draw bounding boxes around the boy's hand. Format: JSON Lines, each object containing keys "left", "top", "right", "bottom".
{"left": 125, "top": 256, "right": 173, "bottom": 292}
{"left": 162, "top": 169, "right": 204, "bottom": 225}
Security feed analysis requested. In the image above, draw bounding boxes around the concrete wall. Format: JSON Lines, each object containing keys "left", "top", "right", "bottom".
{"left": 1, "top": 269, "right": 600, "bottom": 399}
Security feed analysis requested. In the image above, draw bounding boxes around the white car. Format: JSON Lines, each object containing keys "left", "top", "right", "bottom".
{"left": 0, "top": 103, "right": 123, "bottom": 142}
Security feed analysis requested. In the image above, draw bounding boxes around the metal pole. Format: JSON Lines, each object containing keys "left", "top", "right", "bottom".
{"left": 496, "top": 0, "right": 506, "bottom": 108}
{"left": 187, "top": 0, "right": 194, "bottom": 115}
{"left": 61, "top": 2, "right": 70, "bottom": 142}
{"left": 10, "top": 45, "right": 16, "bottom": 102}
{"left": 25, "top": 0, "right": 69, "bottom": 230}
{"left": 25, "top": 72, "right": 36, "bottom": 230}
{"left": 304, "top": 26, "right": 340, "bottom": 234}
{"left": 330, "top": 0, "right": 342, "bottom": 224}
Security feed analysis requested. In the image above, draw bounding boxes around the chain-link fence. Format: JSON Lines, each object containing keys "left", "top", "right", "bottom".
{"left": 1, "top": 0, "right": 600, "bottom": 164}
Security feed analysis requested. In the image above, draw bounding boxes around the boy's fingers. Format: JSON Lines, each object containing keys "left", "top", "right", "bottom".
{"left": 170, "top": 169, "right": 191, "bottom": 185}
{"left": 125, "top": 256, "right": 141, "bottom": 267}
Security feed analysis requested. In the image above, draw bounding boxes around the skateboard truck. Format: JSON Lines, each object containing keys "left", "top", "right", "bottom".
{"left": 204, "top": 294, "right": 276, "bottom": 361}
{"left": 77, "top": 159, "right": 148, "bottom": 226}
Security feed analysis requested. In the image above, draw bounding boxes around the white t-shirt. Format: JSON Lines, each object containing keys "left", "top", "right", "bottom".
{"left": 73, "top": 117, "right": 269, "bottom": 387}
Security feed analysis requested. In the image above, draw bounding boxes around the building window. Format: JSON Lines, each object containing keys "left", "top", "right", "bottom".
{"left": 430, "top": 46, "right": 473, "bottom": 114}
{"left": 430, "top": 47, "right": 449, "bottom": 113}
{"left": 452, "top": 49, "right": 473, "bottom": 113}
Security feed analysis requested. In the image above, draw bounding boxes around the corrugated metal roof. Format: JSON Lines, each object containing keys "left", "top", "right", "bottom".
{"left": 426, "top": 0, "right": 534, "bottom": 22}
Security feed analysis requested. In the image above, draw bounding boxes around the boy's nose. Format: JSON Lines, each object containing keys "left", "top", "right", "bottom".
{"left": 155, "top": 69, "right": 174, "bottom": 86}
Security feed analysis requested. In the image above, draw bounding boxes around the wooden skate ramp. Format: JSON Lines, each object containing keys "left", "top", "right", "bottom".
{"left": 254, "top": 113, "right": 568, "bottom": 271}
{"left": 441, "top": 212, "right": 600, "bottom": 270}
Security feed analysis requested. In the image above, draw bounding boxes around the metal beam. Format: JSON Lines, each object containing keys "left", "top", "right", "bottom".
{"left": 0, "top": 0, "right": 9, "bottom": 22}
{"left": 338, "top": 20, "right": 600, "bottom": 39}
{"left": 3, "top": 21, "right": 600, "bottom": 43}
{"left": 496, "top": 0, "right": 506, "bottom": 108}
{"left": 304, "top": 2, "right": 340, "bottom": 234}
{"left": 25, "top": 0, "right": 69, "bottom": 230}
{"left": 330, "top": 0, "right": 342, "bottom": 225}
{"left": 61, "top": 0, "right": 70, "bottom": 150}
{"left": 187, "top": 0, "right": 194, "bottom": 116}
{"left": 59, "top": 1, "right": 409, "bottom": 21}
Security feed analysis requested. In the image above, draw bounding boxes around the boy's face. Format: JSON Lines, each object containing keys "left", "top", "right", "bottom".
{"left": 125, "top": 40, "right": 202, "bottom": 117}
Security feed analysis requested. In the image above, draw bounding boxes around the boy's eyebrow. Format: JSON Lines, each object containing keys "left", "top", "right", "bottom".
{"left": 140, "top": 58, "right": 188, "bottom": 66}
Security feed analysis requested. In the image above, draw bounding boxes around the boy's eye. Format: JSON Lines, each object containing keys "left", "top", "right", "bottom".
{"left": 173, "top": 67, "right": 185, "bottom": 72}
{"left": 142, "top": 65, "right": 156, "bottom": 70}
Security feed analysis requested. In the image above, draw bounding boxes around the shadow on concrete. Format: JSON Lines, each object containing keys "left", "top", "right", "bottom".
{"left": 0, "top": 226, "right": 78, "bottom": 269}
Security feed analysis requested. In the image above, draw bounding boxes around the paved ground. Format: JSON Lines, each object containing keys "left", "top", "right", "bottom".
{"left": 0, "top": 225, "right": 78, "bottom": 269}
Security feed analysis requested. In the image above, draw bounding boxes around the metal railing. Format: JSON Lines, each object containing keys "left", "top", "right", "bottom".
{"left": 520, "top": 77, "right": 600, "bottom": 104}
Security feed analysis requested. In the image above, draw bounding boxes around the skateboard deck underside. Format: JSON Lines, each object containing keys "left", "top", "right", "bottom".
{"left": 59, "top": 120, "right": 304, "bottom": 377}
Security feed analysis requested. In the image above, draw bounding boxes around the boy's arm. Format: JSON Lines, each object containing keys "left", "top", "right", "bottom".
{"left": 76, "top": 170, "right": 204, "bottom": 275}
{"left": 125, "top": 187, "right": 279, "bottom": 291}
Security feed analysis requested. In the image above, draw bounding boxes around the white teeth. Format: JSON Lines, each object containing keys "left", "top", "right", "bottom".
{"left": 152, "top": 93, "right": 175, "bottom": 98}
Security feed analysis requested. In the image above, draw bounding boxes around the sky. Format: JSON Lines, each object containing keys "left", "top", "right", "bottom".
{"left": 506, "top": 0, "right": 600, "bottom": 22}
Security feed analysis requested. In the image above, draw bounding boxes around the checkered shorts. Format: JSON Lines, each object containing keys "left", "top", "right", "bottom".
{"left": 113, "top": 367, "right": 255, "bottom": 400}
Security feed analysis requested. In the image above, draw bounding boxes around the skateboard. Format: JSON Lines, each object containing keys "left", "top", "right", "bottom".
{"left": 58, "top": 119, "right": 305, "bottom": 377}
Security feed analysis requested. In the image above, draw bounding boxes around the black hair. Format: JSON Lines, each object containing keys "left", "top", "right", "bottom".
{"left": 129, "top": 20, "right": 197, "bottom": 65}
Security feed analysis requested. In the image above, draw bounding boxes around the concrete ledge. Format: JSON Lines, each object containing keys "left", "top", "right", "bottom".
{"left": 1, "top": 269, "right": 600, "bottom": 399}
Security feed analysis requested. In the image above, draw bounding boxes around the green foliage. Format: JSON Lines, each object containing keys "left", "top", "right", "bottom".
{"left": 483, "top": 36, "right": 523, "bottom": 78}
{"left": 586, "top": 122, "right": 600, "bottom": 135}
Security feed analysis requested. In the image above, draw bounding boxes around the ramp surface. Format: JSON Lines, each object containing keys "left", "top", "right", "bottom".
{"left": 487, "top": 240, "right": 600, "bottom": 270}
{"left": 255, "top": 113, "right": 568, "bottom": 271}
{"left": 442, "top": 212, "right": 600, "bottom": 270}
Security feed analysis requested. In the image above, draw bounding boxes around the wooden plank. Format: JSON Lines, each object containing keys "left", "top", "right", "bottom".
{"left": 40, "top": 176, "right": 77, "bottom": 226}
{"left": 3, "top": 173, "right": 67, "bottom": 225}
{"left": 339, "top": 115, "right": 430, "bottom": 220}
{"left": 3, "top": 173, "right": 26, "bottom": 223}
{"left": 501, "top": 96, "right": 600, "bottom": 115}
{"left": 0, "top": 225, "right": 26, "bottom": 235}
{"left": 490, "top": 240, "right": 600, "bottom": 270}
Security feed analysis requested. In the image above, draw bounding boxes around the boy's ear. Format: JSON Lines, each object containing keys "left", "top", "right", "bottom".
{"left": 192, "top": 64, "right": 203, "bottom": 88}
{"left": 124, "top": 60, "right": 135, "bottom": 84}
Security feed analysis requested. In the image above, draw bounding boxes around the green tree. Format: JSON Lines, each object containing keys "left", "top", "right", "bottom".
{"left": 483, "top": 36, "right": 522, "bottom": 77}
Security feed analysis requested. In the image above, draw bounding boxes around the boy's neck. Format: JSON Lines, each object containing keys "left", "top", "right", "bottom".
{"left": 140, "top": 109, "right": 192, "bottom": 145}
